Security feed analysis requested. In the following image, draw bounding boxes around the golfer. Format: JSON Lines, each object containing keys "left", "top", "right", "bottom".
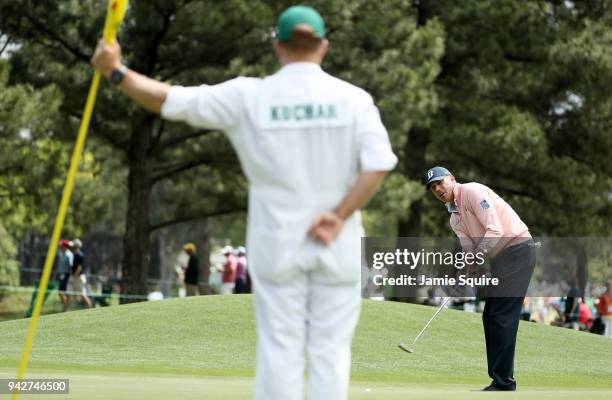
{"left": 92, "top": 6, "right": 397, "bottom": 400}
{"left": 425, "top": 166, "right": 535, "bottom": 391}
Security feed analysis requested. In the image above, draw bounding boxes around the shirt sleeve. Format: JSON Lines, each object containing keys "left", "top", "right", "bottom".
{"left": 356, "top": 94, "right": 398, "bottom": 172}
{"left": 160, "top": 77, "right": 251, "bottom": 131}
{"left": 465, "top": 186, "right": 503, "bottom": 253}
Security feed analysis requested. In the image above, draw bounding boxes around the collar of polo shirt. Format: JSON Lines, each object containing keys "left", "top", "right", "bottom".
{"left": 278, "top": 62, "right": 322, "bottom": 73}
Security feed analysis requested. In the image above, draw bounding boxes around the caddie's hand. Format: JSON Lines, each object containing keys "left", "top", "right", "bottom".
{"left": 308, "top": 211, "right": 344, "bottom": 246}
{"left": 91, "top": 38, "right": 121, "bottom": 79}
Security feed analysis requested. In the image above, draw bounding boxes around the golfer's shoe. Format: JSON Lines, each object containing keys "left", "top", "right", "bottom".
{"left": 481, "top": 384, "right": 516, "bottom": 392}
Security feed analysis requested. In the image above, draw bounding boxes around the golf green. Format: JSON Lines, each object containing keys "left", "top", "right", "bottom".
{"left": 1, "top": 295, "right": 610, "bottom": 399}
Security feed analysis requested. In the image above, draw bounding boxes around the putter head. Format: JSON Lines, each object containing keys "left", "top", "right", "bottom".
{"left": 398, "top": 343, "right": 414, "bottom": 353}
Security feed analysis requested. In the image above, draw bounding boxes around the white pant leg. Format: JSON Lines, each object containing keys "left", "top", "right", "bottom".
{"left": 306, "top": 278, "right": 361, "bottom": 400}
{"left": 221, "top": 282, "right": 235, "bottom": 295}
{"left": 251, "top": 272, "right": 308, "bottom": 400}
{"left": 604, "top": 318, "right": 612, "bottom": 338}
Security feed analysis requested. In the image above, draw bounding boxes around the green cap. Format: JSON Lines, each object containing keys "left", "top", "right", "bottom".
{"left": 277, "top": 5, "right": 325, "bottom": 41}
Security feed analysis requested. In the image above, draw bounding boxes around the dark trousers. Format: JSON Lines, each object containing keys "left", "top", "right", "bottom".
{"left": 234, "top": 277, "right": 247, "bottom": 294}
{"left": 482, "top": 239, "right": 536, "bottom": 390}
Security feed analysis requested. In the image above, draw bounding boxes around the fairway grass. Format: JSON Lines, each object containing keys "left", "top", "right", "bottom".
{"left": 0, "top": 368, "right": 610, "bottom": 400}
{"left": 1, "top": 295, "right": 611, "bottom": 399}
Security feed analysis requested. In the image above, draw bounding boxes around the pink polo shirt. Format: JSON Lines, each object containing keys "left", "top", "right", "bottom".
{"left": 448, "top": 183, "right": 531, "bottom": 256}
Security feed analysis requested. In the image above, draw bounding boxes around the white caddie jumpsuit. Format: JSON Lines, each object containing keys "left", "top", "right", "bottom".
{"left": 161, "top": 62, "right": 397, "bottom": 400}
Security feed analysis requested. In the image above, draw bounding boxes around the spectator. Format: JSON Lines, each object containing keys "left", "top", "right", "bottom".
{"left": 70, "top": 238, "right": 92, "bottom": 309}
{"left": 221, "top": 246, "right": 237, "bottom": 295}
{"left": 208, "top": 263, "right": 222, "bottom": 294}
{"left": 175, "top": 264, "right": 186, "bottom": 297}
{"left": 597, "top": 281, "right": 612, "bottom": 338}
{"left": 183, "top": 243, "right": 200, "bottom": 296}
{"left": 563, "top": 276, "right": 581, "bottom": 329}
{"left": 521, "top": 297, "right": 532, "bottom": 322}
{"left": 234, "top": 246, "right": 248, "bottom": 294}
{"left": 57, "top": 240, "right": 73, "bottom": 312}
{"left": 578, "top": 300, "right": 593, "bottom": 330}
{"left": 544, "top": 298, "right": 561, "bottom": 325}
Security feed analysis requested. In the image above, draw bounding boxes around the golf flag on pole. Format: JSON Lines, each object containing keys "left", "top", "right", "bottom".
{"left": 103, "top": 0, "right": 128, "bottom": 42}
{"left": 12, "top": 2, "right": 128, "bottom": 399}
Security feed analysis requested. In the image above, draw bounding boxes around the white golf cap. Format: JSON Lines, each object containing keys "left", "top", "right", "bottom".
{"left": 222, "top": 245, "right": 233, "bottom": 254}
{"left": 73, "top": 238, "right": 83, "bottom": 248}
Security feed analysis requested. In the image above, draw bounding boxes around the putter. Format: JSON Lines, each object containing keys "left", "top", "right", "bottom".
{"left": 398, "top": 296, "right": 451, "bottom": 353}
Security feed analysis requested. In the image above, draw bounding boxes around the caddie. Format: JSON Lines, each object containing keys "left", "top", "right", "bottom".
{"left": 425, "top": 166, "right": 536, "bottom": 391}
{"left": 91, "top": 5, "right": 397, "bottom": 400}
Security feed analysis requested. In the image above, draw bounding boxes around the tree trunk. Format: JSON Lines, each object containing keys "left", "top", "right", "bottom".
{"left": 18, "top": 231, "right": 34, "bottom": 285}
{"left": 398, "top": 126, "right": 430, "bottom": 236}
{"left": 397, "top": 0, "right": 431, "bottom": 237}
{"left": 574, "top": 240, "right": 588, "bottom": 302}
{"left": 391, "top": 3, "right": 433, "bottom": 303}
{"left": 199, "top": 219, "right": 212, "bottom": 295}
{"left": 392, "top": 129, "right": 431, "bottom": 304}
{"left": 120, "top": 112, "right": 154, "bottom": 304}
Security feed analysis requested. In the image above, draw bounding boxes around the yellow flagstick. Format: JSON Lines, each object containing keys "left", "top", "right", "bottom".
{"left": 12, "top": 2, "right": 128, "bottom": 399}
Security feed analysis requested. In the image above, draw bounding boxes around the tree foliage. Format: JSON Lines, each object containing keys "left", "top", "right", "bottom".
{"left": 1, "top": 0, "right": 610, "bottom": 300}
{"left": 423, "top": 0, "right": 612, "bottom": 237}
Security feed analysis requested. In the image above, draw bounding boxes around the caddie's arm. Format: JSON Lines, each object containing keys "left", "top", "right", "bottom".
{"left": 309, "top": 170, "right": 387, "bottom": 246}
{"left": 334, "top": 171, "right": 388, "bottom": 221}
{"left": 91, "top": 39, "right": 169, "bottom": 114}
{"left": 309, "top": 91, "right": 397, "bottom": 245}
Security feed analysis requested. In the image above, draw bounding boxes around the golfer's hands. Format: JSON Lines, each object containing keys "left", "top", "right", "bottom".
{"left": 91, "top": 38, "right": 122, "bottom": 78}
{"left": 309, "top": 211, "right": 344, "bottom": 246}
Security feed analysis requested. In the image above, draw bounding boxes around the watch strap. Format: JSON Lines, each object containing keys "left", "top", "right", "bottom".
{"left": 109, "top": 65, "right": 128, "bottom": 85}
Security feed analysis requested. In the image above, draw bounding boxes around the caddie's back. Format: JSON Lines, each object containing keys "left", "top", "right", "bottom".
{"left": 240, "top": 6, "right": 366, "bottom": 212}
{"left": 160, "top": 6, "right": 396, "bottom": 281}
{"left": 242, "top": 65, "right": 375, "bottom": 208}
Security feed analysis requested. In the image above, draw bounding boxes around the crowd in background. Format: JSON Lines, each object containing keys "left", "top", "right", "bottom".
{"left": 24, "top": 238, "right": 100, "bottom": 317}
{"left": 176, "top": 243, "right": 250, "bottom": 296}
{"left": 439, "top": 281, "right": 612, "bottom": 338}
{"left": 208, "top": 245, "right": 250, "bottom": 295}
{"left": 523, "top": 281, "right": 612, "bottom": 338}
{"left": 22, "top": 240, "right": 610, "bottom": 339}
{"left": 24, "top": 240, "right": 251, "bottom": 316}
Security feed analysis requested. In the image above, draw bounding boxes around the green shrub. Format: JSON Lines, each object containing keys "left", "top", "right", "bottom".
{"left": 0, "top": 224, "right": 19, "bottom": 301}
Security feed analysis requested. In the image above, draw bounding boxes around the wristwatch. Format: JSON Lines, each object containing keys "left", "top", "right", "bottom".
{"left": 109, "top": 65, "right": 128, "bottom": 85}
